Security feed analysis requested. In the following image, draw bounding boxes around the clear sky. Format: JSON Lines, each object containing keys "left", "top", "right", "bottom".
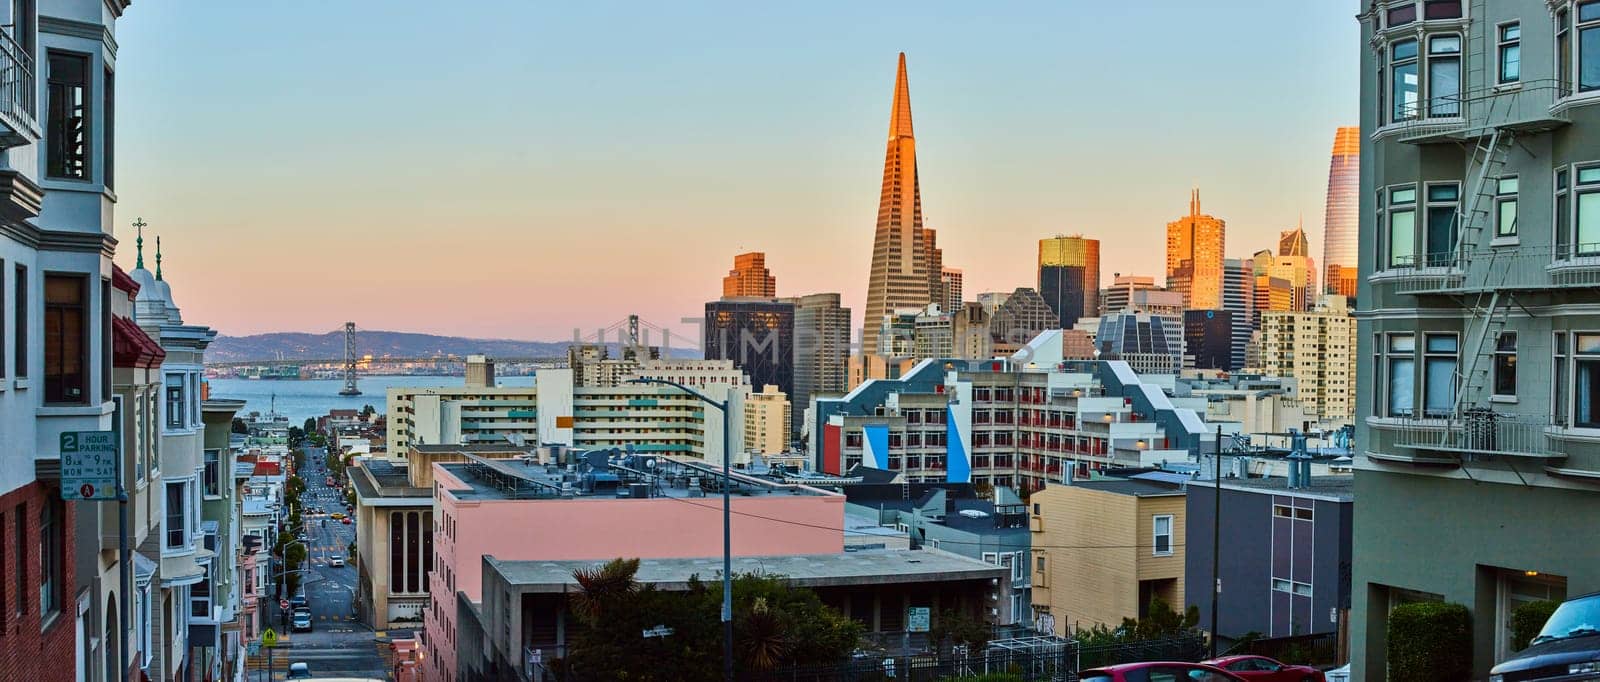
{"left": 113, "top": 1, "right": 1359, "bottom": 341}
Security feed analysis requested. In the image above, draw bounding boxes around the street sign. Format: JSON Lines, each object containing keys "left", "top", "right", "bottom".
{"left": 907, "top": 607, "right": 931, "bottom": 633}
{"left": 261, "top": 628, "right": 279, "bottom": 648}
{"left": 280, "top": 599, "right": 289, "bottom": 611}
{"left": 247, "top": 642, "right": 260, "bottom": 657}
{"left": 60, "top": 431, "right": 118, "bottom": 500}
{"left": 642, "top": 625, "right": 674, "bottom": 638}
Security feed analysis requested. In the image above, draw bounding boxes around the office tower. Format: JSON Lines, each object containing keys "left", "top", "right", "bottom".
{"left": 1322, "top": 126, "right": 1359, "bottom": 299}
{"left": 1101, "top": 275, "right": 1162, "bottom": 315}
{"left": 913, "top": 304, "right": 954, "bottom": 359}
{"left": 989, "top": 287, "right": 1059, "bottom": 352}
{"left": 1222, "top": 258, "right": 1254, "bottom": 369}
{"left": 1165, "top": 189, "right": 1226, "bottom": 309}
{"left": 1183, "top": 310, "right": 1238, "bottom": 371}
{"left": 1038, "top": 234, "right": 1101, "bottom": 329}
{"left": 704, "top": 298, "right": 795, "bottom": 417}
{"left": 466, "top": 354, "right": 496, "bottom": 388}
{"left": 1352, "top": 8, "right": 1600, "bottom": 679}
{"left": 863, "top": 53, "right": 939, "bottom": 355}
{"left": 1280, "top": 223, "right": 1311, "bottom": 257}
{"left": 1251, "top": 295, "right": 1353, "bottom": 422}
{"left": 1095, "top": 312, "right": 1185, "bottom": 374}
{"left": 1277, "top": 221, "right": 1318, "bottom": 309}
{"left": 941, "top": 267, "right": 964, "bottom": 313}
{"left": 723, "top": 251, "right": 777, "bottom": 298}
{"left": 790, "top": 293, "right": 850, "bottom": 435}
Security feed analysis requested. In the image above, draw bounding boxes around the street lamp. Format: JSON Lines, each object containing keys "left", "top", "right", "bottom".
{"left": 628, "top": 377, "right": 733, "bottom": 682}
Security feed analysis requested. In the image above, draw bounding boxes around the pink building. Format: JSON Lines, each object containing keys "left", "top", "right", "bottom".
{"left": 422, "top": 454, "right": 844, "bottom": 682}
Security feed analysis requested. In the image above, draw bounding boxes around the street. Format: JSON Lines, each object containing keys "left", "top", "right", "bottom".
{"left": 250, "top": 445, "right": 392, "bottom": 681}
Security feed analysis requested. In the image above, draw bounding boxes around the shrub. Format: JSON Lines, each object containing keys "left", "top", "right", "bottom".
{"left": 1387, "top": 601, "right": 1471, "bottom": 682}
{"left": 1511, "top": 600, "right": 1561, "bottom": 652}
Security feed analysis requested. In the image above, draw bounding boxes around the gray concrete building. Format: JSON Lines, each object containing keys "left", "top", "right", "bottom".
{"left": 1354, "top": 1, "right": 1600, "bottom": 678}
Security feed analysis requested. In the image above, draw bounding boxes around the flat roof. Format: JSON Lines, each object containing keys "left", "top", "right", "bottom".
{"left": 1068, "top": 479, "right": 1186, "bottom": 497}
{"left": 1190, "top": 475, "right": 1354, "bottom": 502}
{"left": 351, "top": 460, "right": 430, "bottom": 501}
{"left": 486, "top": 549, "right": 1004, "bottom": 592}
{"left": 440, "top": 454, "right": 828, "bottom": 502}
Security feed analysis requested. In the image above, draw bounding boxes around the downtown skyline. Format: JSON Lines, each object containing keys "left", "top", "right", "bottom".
{"left": 110, "top": 1, "right": 1359, "bottom": 340}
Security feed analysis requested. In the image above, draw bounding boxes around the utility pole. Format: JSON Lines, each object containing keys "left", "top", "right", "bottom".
{"left": 1210, "top": 423, "right": 1223, "bottom": 659}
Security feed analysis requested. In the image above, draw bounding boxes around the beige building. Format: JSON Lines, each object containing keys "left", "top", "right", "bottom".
{"left": 1166, "top": 189, "right": 1226, "bottom": 310}
{"left": 1031, "top": 479, "right": 1187, "bottom": 634}
{"left": 1246, "top": 295, "right": 1356, "bottom": 423}
{"left": 743, "top": 385, "right": 791, "bottom": 455}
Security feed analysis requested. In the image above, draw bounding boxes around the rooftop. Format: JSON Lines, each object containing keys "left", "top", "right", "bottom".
{"left": 1067, "top": 478, "right": 1187, "bottom": 497}
{"left": 440, "top": 453, "right": 829, "bottom": 502}
{"left": 351, "top": 459, "right": 430, "bottom": 500}
{"left": 486, "top": 549, "right": 1004, "bottom": 592}
{"left": 1192, "top": 475, "right": 1354, "bottom": 502}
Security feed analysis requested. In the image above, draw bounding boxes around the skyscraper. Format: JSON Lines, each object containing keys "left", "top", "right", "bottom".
{"left": 722, "top": 251, "right": 777, "bottom": 298}
{"left": 1222, "top": 258, "right": 1253, "bottom": 369}
{"left": 704, "top": 298, "right": 795, "bottom": 422}
{"left": 789, "top": 293, "right": 850, "bottom": 436}
{"left": 1166, "top": 189, "right": 1226, "bottom": 309}
{"left": 1038, "top": 234, "right": 1100, "bottom": 329}
{"left": 1322, "top": 126, "right": 1359, "bottom": 299}
{"left": 863, "top": 53, "right": 939, "bottom": 356}
{"left": 940, "top": 267, "right": 964, "bottom": 313}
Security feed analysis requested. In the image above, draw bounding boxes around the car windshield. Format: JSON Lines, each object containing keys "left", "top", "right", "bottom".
{"left": 1533, "top": 594, "right": 1600, "bottom": 644}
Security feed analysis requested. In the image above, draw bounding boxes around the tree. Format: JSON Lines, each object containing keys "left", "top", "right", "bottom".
{"left": 303, "top": 417, "right": 317, "bottom": 434}
{"left": 930, "top": 608, "right": 992, "bottom": 652}
{"left": 361, "top": 404, "right": 376, "bottom": 419}
{"left": 231, "top": 417, "right": 249, "bottom": 435}
{"left": 287, "top": 426, "right": 304, "bottom": 449}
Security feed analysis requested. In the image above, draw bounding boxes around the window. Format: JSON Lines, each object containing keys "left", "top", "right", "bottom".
{"left": 1576, "top": 165, "right": 1600, "bottom": 256}
{"left": 1386, "top": 334, "right": 1417, "bottom": 417}
{"left": 9, "top": 0, "right": 33, "bottom": 58}
{"left": 1581, "top": 1, "right": 1600, "bottom": 92}
{"left": 1559, "top": 168, "right": 1572, "bottom": 257}
{"left": 45, "top": 51, "right": 89, "bottom": 179}
{"left": 1499, "top": 23, "right": 1521, "bottom": 83}
{"left": 11, "top": 264, "right": 22, "bottom": 377}
{"left": 1387, "top": 3, "right": 1417, "bottom": 28}
{"left": 1573, "top": 333, "right": 1600, "bottom": 428}
{"left": 1494, "top": 333, "right": 1517, "bottom": 397}
{"left": 1425, "top": 183, "right": 1459, "bottom": 265}
{"left": 165, "top": 373, "right": 184, "bottom": 429}
{"left": 165, "top": 481, "right": 187, "bottom": 549}
{"left": 1386, "top": 187, "right": 1417, "bottom": 268}
{"left": 191, "top": 564, "right": 210, "bottom": 618}
{"left": 43, "top": 274, "right": 86, "bottom": 404}
{"left": 1035, "top": 555, "right": 1045, "bottom": 574}
{"left": 1496, "top": 176, "right": 1519, "bottom": 237}
{"left": 1561, "top": 8, "right": 1574, "bottom": 89}
{"left": 1423, "top": 0, "right": 1461, "bottom": 19}
{"left": 103, "top": 66, "right": 112, "bottom": 189}
{"left": 12, "top": 505, "right": 23, "bottom": 616}
{"left": 1428, "top": 35, "right": 1461, "bottom": 117}
{"left": 1556, "top": 333, "right": 1571, "bottom": 426}
{"left": 1272, "top": 578, "right": 1313, "bottom": 597}
{"left": 39, "top": 498, "right": 60, "bottom": 617}
{"left": 202, "top": 449, "right": 220, "bottom": 498}
{"left": 1152, "top": 515, "right": 1173, "bottom": 556}
{"left": 1391, "top": 39, "right": 1420, "bottom": 122}
{"left": 1424, "top": 334, "right": 1458, "bottom": 418}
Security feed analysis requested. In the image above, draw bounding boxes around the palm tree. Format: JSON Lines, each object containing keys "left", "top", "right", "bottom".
{"left": 738, "top": 597, "right": 792, "bottom": 671}
{"left": 570, "top": 558, "right": 640, "bottom": 627}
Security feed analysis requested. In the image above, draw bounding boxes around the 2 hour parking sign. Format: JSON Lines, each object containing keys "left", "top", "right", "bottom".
{"left": 61, "top": 431, "right": 118, "bottom": 501}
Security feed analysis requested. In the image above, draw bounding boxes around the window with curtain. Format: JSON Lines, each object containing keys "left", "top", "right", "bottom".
{"left": 1424, "top": 334, "right": 1459, "bottom": 417}
{"left": 1153, "top": 515, "right": 1173, "bottom": 556}
{"left": 1575, "top": 334, "right": 1600, "bottom": 428}
{"left": 1388, "top": 334, "right": 1416, "bottom": 417}
{"left": 1494, "top": 333, "right": 1517, "bottom": 396}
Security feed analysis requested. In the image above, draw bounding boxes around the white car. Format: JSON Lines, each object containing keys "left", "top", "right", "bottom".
{"left": 330, "top": 555, "right": 345, "bottom": 567}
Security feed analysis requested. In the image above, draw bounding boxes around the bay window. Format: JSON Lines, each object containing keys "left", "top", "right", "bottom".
{"left": 1428, "top": 35, "right": 1461, "bottom": 117}
{"left": 1391, "top": 39, "right": 1420, "bottom": 121}
{"left": 1581, "top": 1, "right": 1600, "bottom": 92}
{"left": 1576, "top": 165, "right": 1600, "bottom": 255}
{"left": 1386, "top": 186, "right": 1418, "bottom": 268}
{"left": 43, "top": 273, "right": 87, "bottom": 404}
{"left": 1568, "top": 333, "right": 1600, "bottom": 428}
{"left": 1423, "top": 334, "right": 1459, "bottom": 418}
{"left": 1386, "top": 333, "right": 1417, "bottom": 417}
{"left": 1425, "top": 182, "right": 1459, "bottom": 265}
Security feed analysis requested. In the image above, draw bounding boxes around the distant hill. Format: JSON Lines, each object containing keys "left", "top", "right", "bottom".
{"left": 206, "top": 330, "right": 698, "bottom": 364}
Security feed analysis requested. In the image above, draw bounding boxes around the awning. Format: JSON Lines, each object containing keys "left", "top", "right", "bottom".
{"left": 160, "top": 554, "right": 205, "bottom": 587}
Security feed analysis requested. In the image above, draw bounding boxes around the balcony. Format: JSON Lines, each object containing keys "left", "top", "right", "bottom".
{"left": 1383, "top": 412, "right": 1564, "bottom": 460}
{"left": 0, "top": 27, "right": 33, "bottom": 147}
{"left": 1388, "top": 79, "right": 1569, "bottom": 145}
{"left": 1383, "top": 245, "right": 1600, "bottom": 295}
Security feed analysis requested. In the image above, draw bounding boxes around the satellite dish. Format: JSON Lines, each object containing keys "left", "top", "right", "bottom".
{"left": 645, "top": 459, "right": 657, "bottom": 469}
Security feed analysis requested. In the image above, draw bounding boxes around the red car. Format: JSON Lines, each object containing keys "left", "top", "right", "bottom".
{"left": 1079, "top": 662, "right": 1245, "bottom": 682}
{"left": 341, "top": 517, "right": 352, "bottom": 524}
{"left": 1201, "top": 655, "right": 1325, "bottom": 682}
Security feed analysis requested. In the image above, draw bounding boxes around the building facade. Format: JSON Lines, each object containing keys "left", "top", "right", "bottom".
{"left": 1250, "top": 295, "right": 1355, "bottom": 423}
{"left": 1038, "top": 235, "right": 1100, "bottom": 330}
{"left": 862, "top": 53, "right": 939, "bottom": 356}
{"left": 1353, "top": 2, "right": 1600, "bottom": 677}
{"left": 940, "top": 267, "right": 963, "bottom": 314}
{"left": 1166, "top": 189, "right": 1226, "bottom": 310}
{"left": 1095, "top": 311, "right": 1186, "bottom": 374}
{"left": 743, "top": 384, "right": 790, "bottom": 455}
{"left": 1183, "top": 310, "right": 1239, "bottom": 372}
{"left": 703, "top": 297, "right": 794, "bottom": 413}
{"left": 721, "top": 251, "right": 776, "bottom": 298}
{"left": 1322, "top": 126, "right": 1360, "bottom": 299}
{"left": 789, "top": 292, "right": 850, "bottom": 438}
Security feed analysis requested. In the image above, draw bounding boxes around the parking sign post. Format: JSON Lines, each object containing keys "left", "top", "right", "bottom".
{"left": 62, "top": 430, "right": 128, "bottom": 682}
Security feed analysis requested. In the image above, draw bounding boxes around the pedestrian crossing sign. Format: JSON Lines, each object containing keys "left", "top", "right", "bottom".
{"left": 262, "top": 628, "right": 279, "bottom": 648}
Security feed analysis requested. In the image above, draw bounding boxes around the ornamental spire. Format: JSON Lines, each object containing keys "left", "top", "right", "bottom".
{"left": 133, "top": 217, "right": 146, "bottom": 269}
{"left": 155, "top": 236, "right": 163, "bottom": 281}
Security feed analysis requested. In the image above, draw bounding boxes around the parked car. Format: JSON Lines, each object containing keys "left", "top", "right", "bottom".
{"left": 1490, "top": 591, "right": 1600, "bottom": 681}
{"left": 291, "top": 609, "right": 313, "bottom": 632}
{"left": 1202, "top": 655, "right": 1325, "bottom": 681}
{"left": 286, "top": 662, "right": 313, "bottom": 679}
{"left": 342, "top": 517, "right": 352, "bottom": 525}
{"left": 330, "top": 555, "right": 345, "bottom": 567}
{"left": 289, "top": 595, "right": 308, "bottom": 611}
{"left": 330, "top": 512, "right": 346, "bottom": 520}
{"left": 1079, "top": 662, "right": 1246, "bottom": 682}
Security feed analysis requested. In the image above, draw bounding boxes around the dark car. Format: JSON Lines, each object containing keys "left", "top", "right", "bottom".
{"left": 1491, "top": 592, "right": 1600, "bottom": 682}
{"left": 1203, "top": 655, "right": 1325, "bottom": 682}
{"left": 289, "top": 594, "right": 308, "bottom": 611}
{"left": 1079, "top": 662, "right": 1246, "bottom": 682}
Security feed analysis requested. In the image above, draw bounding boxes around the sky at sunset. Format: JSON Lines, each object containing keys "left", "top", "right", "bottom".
{"left": 112, "top": 1, "right": 1359, "bottom": 342}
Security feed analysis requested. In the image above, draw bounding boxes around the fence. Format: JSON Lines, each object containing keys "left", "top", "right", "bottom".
{"left": 748, "top": 633, "right": 1207, "bottom": 682}
{"left": 1230, "top": 631, "right": 1340, "bottom": 668}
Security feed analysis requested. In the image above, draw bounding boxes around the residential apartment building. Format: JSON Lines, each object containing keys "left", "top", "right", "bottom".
{"left": 812, "top": 332, "right": 1209, "bottom": 493}
{"left": 940, "top": 267, "right": 963, "bottom": 313}
{"left": 0, "top": 2, "right": 130, "bottom": 680}
{"left": 421, "top": 450, "right": 844, "bottom": 681}
{"left": 743, "top": 384, "right": 790, "bottom": 455}
{"left": 1249, "top": 295, "right": 1355, "bottom": 423}
{"left": 1030, "top": 476, "right": 1188, "bottom": 634}
{"left": 1353, "top": 2, "right": 1600, "bottom": 677}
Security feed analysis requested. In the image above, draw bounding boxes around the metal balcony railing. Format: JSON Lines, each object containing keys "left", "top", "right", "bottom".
{"left": 0, "top": 26, "right": 32, "bottom": 144}
{"left": 1389, "top": 78, "right": 1570, "bottom": 143}
{"left": 1385, "top": 411, "right": 1564, "bottom": 459}
{"left": 1382, "top": 244, "right": 1600, "bottom": 294}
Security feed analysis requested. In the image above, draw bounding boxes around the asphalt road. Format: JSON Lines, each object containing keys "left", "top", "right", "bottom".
{"left": 251, "top": 445, "right": 391, "bottom": 681}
